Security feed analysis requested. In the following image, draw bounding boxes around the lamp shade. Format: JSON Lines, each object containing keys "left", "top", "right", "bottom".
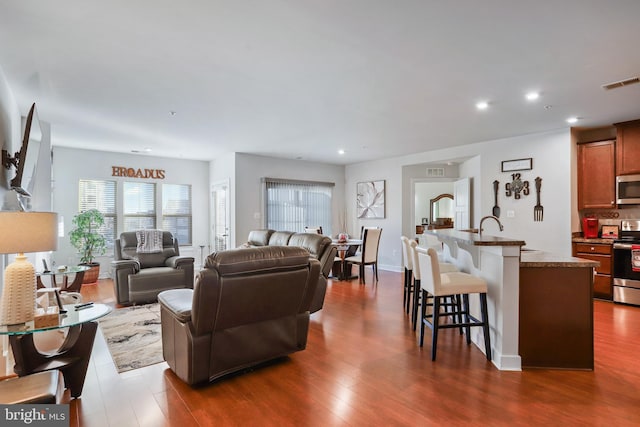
{"left": 0, "top": 211, "right": 58, "bottom": 254}
{"left": 0, "top": 211, "right": 58, "bottom": 324}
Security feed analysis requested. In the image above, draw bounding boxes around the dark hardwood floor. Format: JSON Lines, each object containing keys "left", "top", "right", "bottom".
{"left": 66, "top": 271, "right": 640, "bottom": 426}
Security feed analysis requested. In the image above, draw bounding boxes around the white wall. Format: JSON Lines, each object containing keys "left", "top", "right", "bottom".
{"left": 52, "top": 147, "right": 210, "bottom": 276}
{"left": 233, "top": 153, "right": 345, "bottom": 247}
{"left": 477, "top": 130, "right": 572, "bottom": 251}
{"left": 0, "top": 65, "right": 20, "bottom": 208}
{"left": 459, "top": 155, "right": 481, "bottom": 228}
{"left": 346, "top": 128, "right": 573, "bottom": 272}
{"left": 346, "top": 158, "right": 404, "bottom": 272}
{"left": 0, "top": 65, "right": 20, "bottom": 291}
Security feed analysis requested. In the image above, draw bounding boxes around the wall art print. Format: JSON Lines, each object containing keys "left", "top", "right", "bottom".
{"left": 357, "top": 180, "right": 385, "bottom": 219}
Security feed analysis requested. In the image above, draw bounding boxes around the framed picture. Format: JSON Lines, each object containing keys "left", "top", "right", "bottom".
{"left": 601, "top": 225, "right": 619, "bottom": 239}
{"left": 501, "top": 158, "right": 533, "bottom": 172}
{"left": 357, "top": 180, "right": 385, "bottom": 219}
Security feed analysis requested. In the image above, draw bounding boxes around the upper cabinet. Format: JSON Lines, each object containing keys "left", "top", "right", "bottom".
{"left": 577, "top": 139, "right": 616, "bottom": 210}
{"left": 616, "top": 119, "right": 640, "bottom": 175}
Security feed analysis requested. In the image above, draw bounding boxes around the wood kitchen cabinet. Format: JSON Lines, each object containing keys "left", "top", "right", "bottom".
{"left": 572, "top": 242, "right": 613, "bottom": 300}
{"left": 520, "top": 265, "right": 594, "bottom": 369}
{"left": 615, "top": 119, "right": 640, "bottom": 175}
{"left": 577, "top": 140, "right": 616, "bottom": 209}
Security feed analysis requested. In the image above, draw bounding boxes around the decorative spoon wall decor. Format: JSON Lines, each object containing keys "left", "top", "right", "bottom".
{"left": 492, "top": 180, "right": 500, "bottom": 218}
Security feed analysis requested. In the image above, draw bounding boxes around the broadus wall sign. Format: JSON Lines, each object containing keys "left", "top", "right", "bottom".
{"left": 111, "top": 166, "right": 165, "bottom": 179}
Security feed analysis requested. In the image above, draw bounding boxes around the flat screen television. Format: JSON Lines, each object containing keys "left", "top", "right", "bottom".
{"left": 2, "top": 102, "right": 42, "bottom": 201}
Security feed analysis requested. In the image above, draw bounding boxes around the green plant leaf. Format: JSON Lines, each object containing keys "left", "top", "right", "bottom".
{"left": 69, "top": 209, "right": 107, "bottom": 264}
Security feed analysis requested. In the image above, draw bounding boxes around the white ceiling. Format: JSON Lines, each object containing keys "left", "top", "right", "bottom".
{"left": 1, "top": 0, "right": 640, "bottom": 165}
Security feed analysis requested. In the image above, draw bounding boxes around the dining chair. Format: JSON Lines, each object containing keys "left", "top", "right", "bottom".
{"left": 345, "top": 228, "right": 382, "bottom": 284}
{"left": 415, "top": 246, "right": 492, "bottom": 361}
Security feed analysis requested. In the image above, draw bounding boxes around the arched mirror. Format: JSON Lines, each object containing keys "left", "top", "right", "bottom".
{"left": 430, "top": 193, "right": 454, "bottom": 228}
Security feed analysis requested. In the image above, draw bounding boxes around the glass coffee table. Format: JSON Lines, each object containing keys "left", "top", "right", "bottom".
{"left": 36, "top": 265, "right": 91, "bottom": 292}
{"left": 0, "top": 303, "right": 112, "bottom": 398}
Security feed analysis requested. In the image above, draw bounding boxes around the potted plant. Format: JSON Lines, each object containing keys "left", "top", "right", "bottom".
{"left": 69, "top": 209, "right": 107, "bottom": 284}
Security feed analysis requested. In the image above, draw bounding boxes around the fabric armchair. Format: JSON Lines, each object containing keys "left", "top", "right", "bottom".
{"left": 111, "top": 231, "right": 194, "bottom": 305}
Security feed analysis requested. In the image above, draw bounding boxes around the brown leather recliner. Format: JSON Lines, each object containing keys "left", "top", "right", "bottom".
{"left": 158, "top": 246, "right": 320, "bottom": 385}
{"left": 287, "top": 233, "right": 336, "bottom": 313}
{"left": 111, "top": 231, "right": 195, "bottom": 304}
{"left": 241, "top": 230, "right": 336, "bottom": 313}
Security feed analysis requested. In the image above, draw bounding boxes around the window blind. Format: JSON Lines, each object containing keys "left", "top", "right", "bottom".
{"left": 78, "top": 180, "right": 117, "bottom": 249}
{"left": 123, "top": 182, "right": 156, "bottom": 230}
{"left": 162, "top": 184, "right": 192, "bottom": 245}
{"left": 263, "top": 178, "right": 333, "bottom": 235}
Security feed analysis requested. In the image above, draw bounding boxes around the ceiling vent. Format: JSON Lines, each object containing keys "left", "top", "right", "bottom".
{"left": 602, "top": 76, "right": 640, "bottom": 90}
{"left": 426, "top": 167, "right": 445, "bottom": 177}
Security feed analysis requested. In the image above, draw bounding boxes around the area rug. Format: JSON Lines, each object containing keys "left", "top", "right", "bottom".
{"left": 98, "top": 303, "right": 163, "bottom": 373}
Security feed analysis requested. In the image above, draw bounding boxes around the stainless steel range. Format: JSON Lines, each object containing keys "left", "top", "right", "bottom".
{"left": 613, "top": 220, "right": 640, "bottom": 305}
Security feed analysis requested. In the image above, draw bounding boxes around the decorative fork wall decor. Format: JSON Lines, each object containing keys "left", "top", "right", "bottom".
{"left": 534, "top": 177, "right": 543, "bottom": 221}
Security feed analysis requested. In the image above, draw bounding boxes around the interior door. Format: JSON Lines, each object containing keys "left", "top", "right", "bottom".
{"left": 454, "top": 177, "right": 471, "bottom": 229}
{"left": 211, "top": 180, "right": 230, "bottom": 253}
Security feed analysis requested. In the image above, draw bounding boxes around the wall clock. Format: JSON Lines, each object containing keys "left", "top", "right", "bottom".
{"left": 505, "top": 173, "right": 530, "bottom": 199}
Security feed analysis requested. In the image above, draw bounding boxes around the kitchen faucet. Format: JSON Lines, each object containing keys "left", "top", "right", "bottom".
{"left": 479, "top": 215, "right": 504, "bottom": 237}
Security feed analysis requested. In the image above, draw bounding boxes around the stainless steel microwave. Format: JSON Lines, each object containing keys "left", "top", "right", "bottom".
{"left": 617, "top": 175, "right": 640, "bottom": 204}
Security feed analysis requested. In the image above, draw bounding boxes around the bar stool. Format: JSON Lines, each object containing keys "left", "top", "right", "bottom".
{"left": 409, "top": 240, "right": 459, "bottom": 331}
{"left": 415, "top": 246, "right": 492, "bottom": 361}
{"left": 400, "top": 236, "right": 414, "bottom": 314}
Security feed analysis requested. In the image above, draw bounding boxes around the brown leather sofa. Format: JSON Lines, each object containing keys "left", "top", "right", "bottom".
{"left": 111, "top": 231, "right": 195, "bottom": 304}
{"left": 158, "top": 246, "right": 320, "bottom": 385}
{"left": 243, "top": 229, "right": 336, "bottom": 313}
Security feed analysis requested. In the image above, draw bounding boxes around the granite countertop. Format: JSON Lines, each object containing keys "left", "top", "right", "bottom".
{"left": 572, "top": 237, "right": 614, "bottom": 245}
{"left": 424, "top": 228, "right": 525, "bottom": 247}
{"left": 520, "top": 250, "right": 600, "bottom": 268}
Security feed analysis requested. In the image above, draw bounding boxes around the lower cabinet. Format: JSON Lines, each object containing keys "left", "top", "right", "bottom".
{"left": 520, "top": 265, "right": 594, "bottom": 369}
{"left": 572, "top": 242, "right": 613, "bottom": 300}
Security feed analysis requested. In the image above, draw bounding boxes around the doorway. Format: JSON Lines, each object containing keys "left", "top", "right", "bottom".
{"left": 414, "top": 181, "right": 454, "bottom": 227}
{"left": 211, "top": 180, "right": 230, "bottom": 253}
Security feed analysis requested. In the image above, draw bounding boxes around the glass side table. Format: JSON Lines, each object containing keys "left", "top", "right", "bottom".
{"left": 0, "top": 303, "right": 112, "bottom": 398}
{"left": 36, "top": 265, "right": 90, "bottom": 292}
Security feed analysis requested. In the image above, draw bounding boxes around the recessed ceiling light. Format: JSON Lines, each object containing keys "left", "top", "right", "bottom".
{"left": 566, "top": 117, "right": 579, "bottom": 124}
{"left": 476, "top": 101, "right": 489, "bottom": 110}
{"left": 338, "top": 149, "right": 345, "bottom": 155}
{"left": 143, "top": 147, "right": 152, "bottom": 152}
{"left": 525, "top": 92, "right": 540, "bottom": 101}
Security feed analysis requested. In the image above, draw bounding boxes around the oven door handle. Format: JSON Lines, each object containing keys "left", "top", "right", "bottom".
{"left": 613, "top": 243, "right": 634, "bottom": 250}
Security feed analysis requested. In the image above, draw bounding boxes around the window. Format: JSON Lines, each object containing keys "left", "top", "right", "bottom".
{"left": 263, "top": 178, "right": 333, "bottom": 234}
{"left": 162, "top": 184, "right": 192, "bottom": 245}
{"left": 123, "top": 182, "right": 156, "bottom": 230}
{"left": 78, "top": 180, "right": 117, "bottom": 249}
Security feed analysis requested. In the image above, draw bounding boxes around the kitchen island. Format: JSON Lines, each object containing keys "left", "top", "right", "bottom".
{"left": 423, "top": 229, "right": 598, "bottom": 371}
{"left": 424, "top": 228, "right": 525, "bottom": 371}
{"left": 520, "top": 251, "right": 598, "bottom": 369}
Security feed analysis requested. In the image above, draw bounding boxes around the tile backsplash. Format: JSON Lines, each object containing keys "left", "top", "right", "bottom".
{"left": 580, "top": 207, "right": 640, "bottom": 228}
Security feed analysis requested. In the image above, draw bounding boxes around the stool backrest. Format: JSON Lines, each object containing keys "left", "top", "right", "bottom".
{"left": 416, "top": 246, "right": 441, "bottom": 294}
{"left": 409, "top": 240, "right": 421, "bottom": 280}
{"left": 400, "top": 236, "right": 413, "bottom": 270}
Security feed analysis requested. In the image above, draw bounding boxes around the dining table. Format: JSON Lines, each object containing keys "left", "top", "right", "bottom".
{"left": 330, "top": 238, "right": 363, "bottom": 280}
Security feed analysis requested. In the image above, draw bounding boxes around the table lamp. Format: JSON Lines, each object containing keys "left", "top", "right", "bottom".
{"left": 0, "top": 211, "right": 58, "bottom": 324}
